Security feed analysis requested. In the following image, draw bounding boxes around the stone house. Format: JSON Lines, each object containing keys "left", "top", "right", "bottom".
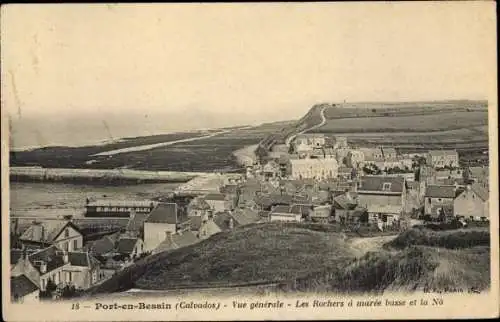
{"left": 356, "top": 176, "right": 407, "bottom": 213}
{"left": 18, "top": 220, "right": 84, "bottom": 252}
{"left": 426, "top": 150, "right": 459, "bottom": 169}
{"left": 424, "top": 185, "right": 461, "bottom": 219}
{"left": 454, "top": 183, "right": 489, "bottom": 221}
{"left": 143, "top": 203, "right": 188, "bottom": 252}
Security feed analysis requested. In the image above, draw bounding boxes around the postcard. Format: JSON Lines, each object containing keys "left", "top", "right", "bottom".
{"left": 2, "top": 2, "right": 498, "bottom": 321}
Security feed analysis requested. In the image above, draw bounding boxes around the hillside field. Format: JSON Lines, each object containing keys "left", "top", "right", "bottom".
{"left": 84, "top": 223, "right": 490, "bottom": 297}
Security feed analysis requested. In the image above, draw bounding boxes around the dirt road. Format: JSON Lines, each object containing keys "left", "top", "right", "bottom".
{"left": 285, "top": 105, "right": 327, "bottom": 146}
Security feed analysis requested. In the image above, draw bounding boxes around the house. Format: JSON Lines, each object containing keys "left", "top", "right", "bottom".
{"left": 310, "top": 205, "right": 332, "bottom": 224}
{"left": 424, "top": 185, "right": 460, "bottom": 219}
{"left": 143, "top": 203, "right": 188, "bottom": 252}
{"left": 332, "top": 136, "right": 348, "bottom": 149}
{"left": 262, "top": 160, "right": 280, "bottom": 179}
{"left": 366, "top": 204, "right": 402, "bottom": 227}
{"left": 465, "top": 166, "right": 489, "bottom": 185}
{"left": 84, "top": 232, "right": 120, "bottom": 260}
{"left": 295, "top": 133, "right": 326, "bottom": 148}
{"left": 187, "top": 196, "right": 212, "bottom": 219}
{"left": 454, "top": 183, "right": 489, "bottom": 221}
{"left": 204, "top": 193, "right": 228, "bottom": 212}
{"left": 346, "top": 150, "right": 365, "bottom": 168}
{"left": 435, "top": 168, "right": 464, "bottom": 180}
{"left": 85, "top": 199, "right": 156, "bottom": 217}
{"left": 19, "top": 220, "right": 83, "bottom": 252}
{"left": 11, "top": 246, "right": 102, "bottom": 291}
{"left": 332, "top": 192, "right": 358, "bottom": 223}
{"left": 269, "top": 205, "right": 302, "bottom": 222}
{"left": 357, "top": 176, "right": 407, "bottom": 212}
{"left": 426, "top": 150, "right": 459, "bottom": 169}
{"left": 64, "top": 251, "right": 102, "bottom": 290}
{"left": 214, "top": 212, "right": 237, "bottom": 231}
{"left": 124, "top": 212, "right": 150, "bottom": 238}
{"left": 289, "top": 204, "right": 314, "bottom": 220}
{"left": 338, "top": 167, "right": 354, "bottom": 180}
{"left": 11, "top": 275, "right": 39, "bottom": 303}
{"left": 153, "top": 231, "right": 199, "bottom": 254}
{"left": 116, "top": 237, "right": 145, "bottom": 259}
{"left": 289, "top": 158, "right": 339, "bottom": 180}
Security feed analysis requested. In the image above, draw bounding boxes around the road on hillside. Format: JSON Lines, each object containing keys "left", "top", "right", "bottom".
{"left": 285, "top": 105, "right": 328, "bottom": 147}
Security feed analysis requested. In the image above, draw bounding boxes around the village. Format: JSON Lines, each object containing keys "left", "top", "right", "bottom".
{"left": 10, "top": 133, "right": 490, "bottom": 303}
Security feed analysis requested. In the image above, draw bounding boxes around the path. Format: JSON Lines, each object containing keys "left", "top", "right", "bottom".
{"left": 285, "top": 105, "right": 328, "bottom": 147}
{"left": 91, "top": 129, "right": 233, "bottom": 157}
{"left": 347, "top": 234, "right": 398, "bottom": 256}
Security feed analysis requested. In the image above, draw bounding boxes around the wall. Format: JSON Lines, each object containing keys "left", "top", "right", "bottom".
{"left": 144, "top": 222, "right": 176, "bottom": 251}
{"left": 269, "top": 213, "right": 302, "bottom": 222}
{"left": 454, "top": 190, "right": 488, "bottom": 219}
{"left": 424, "top": 197, "right": 454, "bottom": 217}
{"left": 54, "top": 226, "right": 83, "bottom": 252}
{"left": 357, "top": 194, "right": 403, "bottom": 208}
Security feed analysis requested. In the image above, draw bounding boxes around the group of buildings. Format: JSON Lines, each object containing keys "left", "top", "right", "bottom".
{"left": 10, "top": 133, "right": 490, "bottom": 303}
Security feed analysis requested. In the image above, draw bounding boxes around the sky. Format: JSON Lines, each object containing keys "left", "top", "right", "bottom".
{"left": 1, "top": 3, "right": 497, "bottom": 131}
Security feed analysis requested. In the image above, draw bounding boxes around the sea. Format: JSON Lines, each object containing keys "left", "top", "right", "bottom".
{"left": 9, "top": 182, "right": 182, "bottom": 219}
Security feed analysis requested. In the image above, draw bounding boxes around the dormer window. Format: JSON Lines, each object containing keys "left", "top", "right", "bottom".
{"left": 382, "top": 183, "right": 392, "bottom": 191}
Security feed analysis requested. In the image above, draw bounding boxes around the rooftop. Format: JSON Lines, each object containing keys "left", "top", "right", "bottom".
{"left": 29, "top": 245, "right": 67, "bottom": 274}
{"left": 87, "top": 200, "right": 156, "bottom": 208}
{"left": 11, "top": 275, "right": 39, "bottom": 299}
{"left": 471, "top": 182, "right": 489, "bottom": 201}
{"left": 146, "top": 203, "right": 184, "bottom": 224}
{"left": 358, "top": 176, "right": 405, "bottom": 194}
{"left": 125, "top": 213, "right": 150, "bottom": 233}
{"left": 19, "top": 220, "right": 80, "bottom": 244}
{"left": 425, "top": 185, "right": 457, "bottom": 199}
{"left": 116, "top": 238, "right": 140, "bottom": 255}
{"left": 204, "top": 193, "right": 226, "bottom": 201}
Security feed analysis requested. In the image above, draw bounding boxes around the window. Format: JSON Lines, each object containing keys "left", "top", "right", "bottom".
{"left": 41, "top": 279, "right": 46, "bottom": 290}
{"left": 67, "top": 272, "right": 72, "bottom": 282}
{"left": 438, "top": 198, "right": 442, "bottom": 202}
{"left": 73, "top": 239, "right": 78, "bottom": 251}
{"left": 63, "top": 241, "right": 69, "bottom": 251}
{"left": 382, "top": 183, "right": 392, "bottom": 191}
{"left": 428, "top": 198, "right": 432, "bottom": 204}
{"left": 64, "top": 229, "right": 69, "bottom": 238}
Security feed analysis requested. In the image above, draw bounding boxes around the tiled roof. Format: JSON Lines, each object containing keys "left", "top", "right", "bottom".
{"left": 333, "top": 194, "right": 357, "bottom": 210}
{"left": 425, "top": 185, "right": 456, "bottom": 199}
{"left": 289, "top": 204, "right": 313, "bottom": 216}
{"left": 19, "top": 220, "right": 76, "bottom": 244}
{"left": 190, "top": 216, "right": 203, "bottom": 231}
{"left": 11, "top": 249, "right": 24, "bottom": 266}
{"left": 155, "top": 231, "right": 199, "bottom": 253}
{"left": 358, "top": 176, "right": 405, "bottom": 194}
{"left": 126, "top": 213, "right": 150, "bottom": 232}
{"left": 231, "top": 208, "right": 260, "bottom": 226}
{"left": 213, "top": 212, "right": 237, "bottom": 231}
{"left": 29, "top": 246, "right": 67, "bottom": 274}
{"left": 146, "top": 203, "right": 180, "bottom": 224}
{"left": 86, "top": 234, "right": 118, "bottom": 255}
{"left": 68, "top": 252, "right": 98, "bottom": 267}
{"left": 271, "top": 205, "right": 291, "bottom": 213}
{"left": 471, "top": 182, "right": 489, "bottom": 201}
{"left": 11, "top": 275, "right": 39, "bottom": 299}
{"left": 116, "top": 238, "right": 140, "bottom": 254}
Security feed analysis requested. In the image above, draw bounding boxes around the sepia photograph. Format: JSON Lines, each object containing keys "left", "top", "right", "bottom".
{"left": 2, "top": 2, "right": 498, "bottom": 321}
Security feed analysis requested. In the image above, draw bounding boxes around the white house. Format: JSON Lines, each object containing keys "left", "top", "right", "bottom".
{"left": 18, "top": 220, "right": 83, "bottom": 252}
{"left": 426, "top": 150, "right": 459, "bottom": 169}
{"left": 203, "top": 193, "right": 228, "bottom": 212}
{"left": 269, "top": 205, "right": 303, "bottom": 222}
{"left": 289, "top": 158, "right": 339, "bottom": 180}
{"left": 11, "top": 246, "right": 101, "bottom": 291}
{"left": 454, "top": 183, "right": 489, "bottom": 221}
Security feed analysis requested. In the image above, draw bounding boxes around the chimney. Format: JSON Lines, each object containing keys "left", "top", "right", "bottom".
{"left": 40, "top": 260, "right": 47, "bottom": 274}
{"left": 32, "top": 221, "right": 44, "bottom": 241}
{"left": 62, "top": 250, "right": 69, "bottom": 264}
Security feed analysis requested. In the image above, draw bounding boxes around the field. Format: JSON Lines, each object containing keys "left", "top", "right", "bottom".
{"left": 10, "top": 122, "right": 290, "bottom": 172}
{"left": 313, "top": 111, "right": 487, "bottom": 133}
{"left": 84, "top": 223, "right": 490, "bottom": 297}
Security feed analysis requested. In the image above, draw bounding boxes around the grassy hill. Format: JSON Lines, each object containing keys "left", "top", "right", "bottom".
{"left": 84, "top": 223, "right": 490, "bottom": 297}
{"left": 260, "top": 100, "right": 489, "bottom": 162}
